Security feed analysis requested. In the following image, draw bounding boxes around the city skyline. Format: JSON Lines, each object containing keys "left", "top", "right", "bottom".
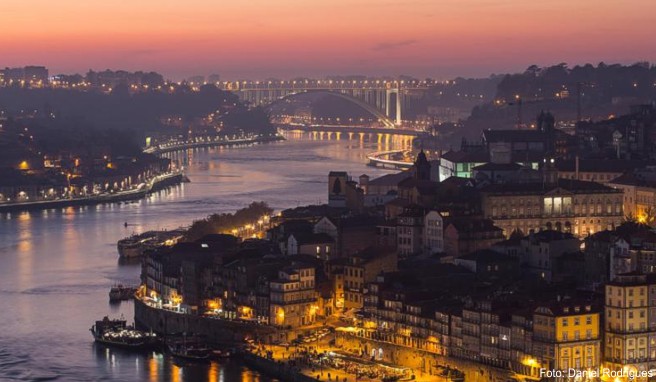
{"left": 3, "top": 0, "right": 655, "bottom": 80}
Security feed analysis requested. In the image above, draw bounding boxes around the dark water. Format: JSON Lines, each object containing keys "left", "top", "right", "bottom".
{"left": 0, "top": 132, "right": 410, "bottom": 381}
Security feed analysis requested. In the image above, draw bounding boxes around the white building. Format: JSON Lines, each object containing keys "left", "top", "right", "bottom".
{"left": 423, "top": 210, "right": 444, "bottom": 254}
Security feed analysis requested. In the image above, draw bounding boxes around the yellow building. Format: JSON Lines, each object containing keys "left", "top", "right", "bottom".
{"left": 604, "top": 273, "right": 655, "bottom": 379}
{"left": 533, "top": 301, "right": 601, "bottom": 371}
{"left": 608, "top": 174, "right": 656, "bottom": 224}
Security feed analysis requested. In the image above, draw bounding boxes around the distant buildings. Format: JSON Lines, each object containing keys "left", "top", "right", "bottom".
{"left": 0, "top": 66, "right": 48, "bottom": 87}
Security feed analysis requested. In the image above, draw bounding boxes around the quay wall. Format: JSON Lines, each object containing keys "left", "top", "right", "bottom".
{"left": 336, "top": 332, "right": 513, "bottom": 382}
{"left": 134, "top": 298, "right": 277, "bottom": 345}
{"left": 242, "top": 353, "right": 319, "bottom": 382}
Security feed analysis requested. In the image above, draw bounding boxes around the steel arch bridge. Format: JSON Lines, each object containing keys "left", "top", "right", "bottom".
{"left": 230, "top": 84, "right": 421, "bottom": 127}
{"left": 267, "top": 90, "right": 397, "bottom": 128}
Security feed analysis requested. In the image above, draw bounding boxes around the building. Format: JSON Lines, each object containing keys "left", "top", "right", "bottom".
{"left": 439, "top": 150, "right": 489, "bottom": 181}
{"left": 396, "top": 205, "right": 425, "bottom": 257}
{"left": 604, "top": 272, "right": 656, "bottom": 378}
{"left": 423, "top": 210, "right": 444, "bottom": 255}
{"left": 270, "top": 264, "right": 318, "bottom": 328}
{"left": 576, "top": 105, "right": 656, "bottom": 159}
{"left": 520, "top": 230, "right": 581, "bottom": 282}
{"left": 341, "top": 247, "right": 398, "bottom": 310}
{"left": 453, "top": 249, "right": 519, "bottom": 281}
{"left": 557, "top": 158, "right": 651, "bottom": 185}
{"left": 444, "top": 218, "right": 504, "bottom": 258}
{"left": 328, "top": 171, "right": 363, "bottom": 211}
{"left": 609, "top": 168, "right": 656, "bottom": 223}
{"left": 1, "top": 66, "right": 48, "bottom": 86}
{"left": 286, "top": 232, "right": 334, "bottom": 260}
{"left": 480, "top": 178, "right": 624, "bottom": 238}
{"left": 314, "top": 215, "right": 380, "bottom": 257}
{"left": 532, "top": 301, "right": 601, "bottom": 371}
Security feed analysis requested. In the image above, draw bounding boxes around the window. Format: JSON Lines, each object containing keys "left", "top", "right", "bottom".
{"left": 586, "top": 316, "right": 592, "bottom": 325}
{"left": 562, "top": 318, "right": 568, "bottom": 327}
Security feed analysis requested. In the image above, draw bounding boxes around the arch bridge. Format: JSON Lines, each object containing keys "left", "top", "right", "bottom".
{"left": 223, "top": 81, "right": 429, "bottom": 127}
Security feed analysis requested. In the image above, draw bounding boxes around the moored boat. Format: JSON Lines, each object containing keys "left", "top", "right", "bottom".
{"left": 169, "top": 344, "right": 211, "bottom": 362}
{"left": 167, "top": 334, "right": 210, "bottom": 362}
{"left": 108, "top": 284, "right": 138, "bottom": 302}
{"left": 117, "top": 229, "right": 186, "bottom": 258}
{"left": 90, "top": 316, "right": 159, "bottom": 350}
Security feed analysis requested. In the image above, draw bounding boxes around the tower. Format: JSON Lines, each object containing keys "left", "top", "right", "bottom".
{"left": 537, "top": 111, "right": 556, "bottom": 155}
{"left": 414, "top": 150, "right": 431, "bottom": 181}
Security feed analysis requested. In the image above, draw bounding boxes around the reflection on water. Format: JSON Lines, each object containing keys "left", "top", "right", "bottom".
{"left": 0, "top": 132, "right": 404, "bottom": 381}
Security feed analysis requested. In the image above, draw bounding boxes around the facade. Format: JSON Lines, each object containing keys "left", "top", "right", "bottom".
{"left": 609, "top": 170, "right": 656, "bottom": 223}
{"left": 520, "top": 230, "right": 581, "bottom": 282}
{"left": 342, "top": 248, "right": 397, "bottom": 310}
{"left": 286, "top": 232, "right": 334, "bottom": 260}
{"left": 423, "top": 210, "right": 444, "bottom": 255}
{"left": 327, "top": 171, "right": 363, "bottom": 211}
{"left": 270, "top": 265, "right": 318, "bottom": 328}
{"left": 443, "top": 218, "right": 504, "bottom": 258}
{"left": 314, "top": 215, "right": 379, "bottom": 257}
{"left": 480, "top": 179, "right": 624, "bottom": 238}
{"left": 439, "top": 150, "right": 488, "bottom": 181}
{"left": 533, "top": 302, "right": 601, "bottom": 371}
{"left": 396, "top": 206, "right": 425, "bottom": 257}
{"left": 604, "top": 273, "right": 656, "bottom": 377}
{"left": 557, "top": 158, "right": 648, "bottom": 185}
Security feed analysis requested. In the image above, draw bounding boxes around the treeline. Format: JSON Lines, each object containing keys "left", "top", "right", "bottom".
{"left": 0, "top": 84, "right": 240, "bottom": 132}
{"left": 0, "top": 84, "right": 277, "bottom": 135}
{"left": 185, "top": 202, "right": 274, "bottom": 241}
{"left": 496, "top": 62, "right": 656, "bottom": 102}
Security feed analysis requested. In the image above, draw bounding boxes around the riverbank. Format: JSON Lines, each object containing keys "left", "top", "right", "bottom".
{"left": 144, "top": 133, "right": 285, "bottom": 154}
{"left": 0, "top": 135, "right": 406, "bottom": 381}
{"left": 0, "top": 171, "right": 185, "bottom": 213}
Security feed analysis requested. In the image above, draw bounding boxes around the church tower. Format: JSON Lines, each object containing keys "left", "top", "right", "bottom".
{"left": 414, "top": 149, "right": 431, "bottom": 181}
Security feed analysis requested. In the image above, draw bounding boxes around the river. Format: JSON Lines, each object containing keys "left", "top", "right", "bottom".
{"left": 0, "top": 132, "right": 412, "bottom": 382}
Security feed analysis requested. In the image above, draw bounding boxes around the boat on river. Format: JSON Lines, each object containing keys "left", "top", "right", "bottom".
{"left": 90, "top": 316, "right": 160, "bottom": 350}
{"left": 117, "top": 229, "right": 186, "bottom": 258}
{"left": 167, "top": 334, "right": 211, "bottom": 362}
{"left": 108, "top": 284, "right": 138, "bottom": 302}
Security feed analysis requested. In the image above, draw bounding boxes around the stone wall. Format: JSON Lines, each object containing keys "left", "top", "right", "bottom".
{"left": 134, "top": 298, "right": 277, "bottom": 344}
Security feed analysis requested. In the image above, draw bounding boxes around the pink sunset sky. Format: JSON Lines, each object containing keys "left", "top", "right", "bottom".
{"left": 2, "top": 0, "right": 655, "bottom": 80}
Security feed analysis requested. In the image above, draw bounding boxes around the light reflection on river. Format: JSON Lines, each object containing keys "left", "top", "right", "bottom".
{"left": 0, "top": 132, "right": 411, "bottom": 381}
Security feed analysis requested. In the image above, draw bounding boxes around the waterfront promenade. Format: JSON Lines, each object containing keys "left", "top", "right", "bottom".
{"left": 0, "top": 170, "right": 184, "bottom": 213}
{"left": 0, "top": 134, "right": 285, "bottom": 213}
{"left": 245, "top": 342, "right": 450, "bottom": 382}
{"left": 143, "top": 133, "right": 284, "bottom": 154}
